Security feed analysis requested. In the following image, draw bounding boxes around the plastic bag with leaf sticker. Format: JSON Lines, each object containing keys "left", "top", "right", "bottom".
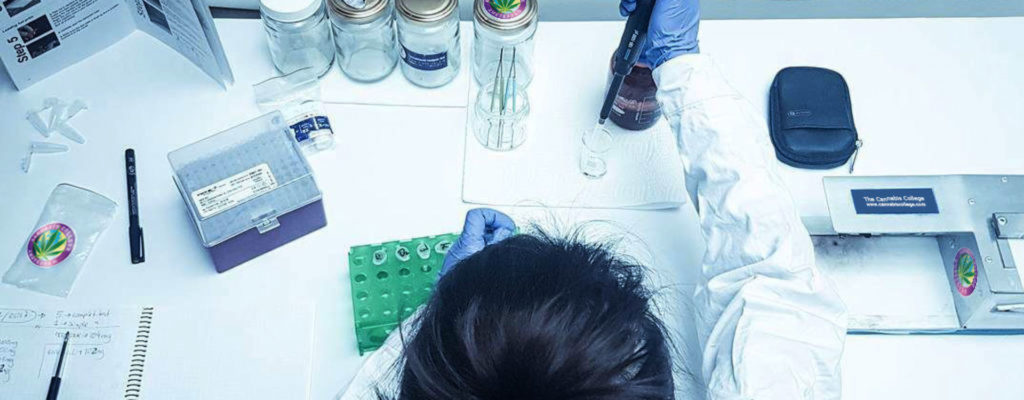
{"left": 3, "top": 184, "right": 117, "bottom": 297}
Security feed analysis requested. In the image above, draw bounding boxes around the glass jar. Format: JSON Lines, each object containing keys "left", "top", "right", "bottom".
{"left": 328, "top": 0, "right": 398, "bottom": 82}
{"left": 395, "top": 0, "right": 461, "bottom": 88}
{"left": 608, "top": 61, "right": 662, "bottom": 131}
{"left": 260, "top": 0, "right": 335, "bottom": 78}
{"left": 472, "top": 0, "right": 537, "bottom": 87}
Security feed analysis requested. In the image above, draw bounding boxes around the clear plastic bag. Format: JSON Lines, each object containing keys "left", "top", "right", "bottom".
{"left": 253, "top": 67, "right": 335, "bottom": 154}
{"left": 3, "top": 184, "right": 117, "bottom": 297}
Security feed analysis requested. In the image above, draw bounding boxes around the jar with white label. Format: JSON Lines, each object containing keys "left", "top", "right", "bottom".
{"left": 328, "top": 0, "right": 398, "bottom": 82}
{"left": 395, "top": 0, "right": 461, "bottom": 88}
{"left": 472, "top": 0, "right": 537, "bottom": 87}
{"left": 260, "top": 0, "right": 335, "bottom": 78}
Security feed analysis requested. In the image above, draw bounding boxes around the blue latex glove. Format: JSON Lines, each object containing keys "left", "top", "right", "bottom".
{"left": 440, "top": 209, "right": 516, "bottom": 276}
{"left": 619, "top": 0, "right": 700, "bottom": 69}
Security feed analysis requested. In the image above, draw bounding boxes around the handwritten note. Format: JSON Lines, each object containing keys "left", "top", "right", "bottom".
{"left": 0, "top": 307, "right": 136, "bottom": 399}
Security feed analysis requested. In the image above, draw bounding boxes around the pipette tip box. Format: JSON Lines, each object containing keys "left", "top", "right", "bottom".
{"left": 168, "top": 111, "right": 326, "bottom": 272}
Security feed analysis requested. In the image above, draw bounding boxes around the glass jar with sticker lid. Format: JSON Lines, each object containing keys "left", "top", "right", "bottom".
{"left": 395, "top": 0, "right": 461, "bottom": 88}
{"left": 260, "top": 0, "right": 336, "bottom": 78}
{"left": 472, "top": 0, "right": 538, "bottom": 87}
{"left": 328, "top": 0, "right": 398, "bottom": 82}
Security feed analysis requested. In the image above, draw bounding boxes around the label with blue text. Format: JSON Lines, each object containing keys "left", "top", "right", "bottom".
{"left": 851, "top": 188, "right": 939, "bottom": 214}
{"left": 401, "top": 46, "right": 448, "bottom": 71}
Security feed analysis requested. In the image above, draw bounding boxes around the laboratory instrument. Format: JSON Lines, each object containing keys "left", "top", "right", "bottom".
{"left": 328, "top": 0, "right": 398, "bottom": 82}
{"left": 597, "top": 0, "right": 654, "bottom": 128}
{"left": 472, "top": 0, "right": 538, "bottom": 87}
{"left": 46, "top": 332, "right": 70, "bottom": 400}
{"left": 168, "top": 112, "right": 326, "bottom": 273}
{"left": 20, "top": 142, "right": 69, "bottom": 173}
{"left": 395, "top": 0, "right": 461, "bottom": 88}
{"left": 254, "top": 68, "right": 335, "bottom": 153}
{"left": 349, "top": 232, "right": 457, "bottom": 354}
{"left": 474, "top": 49, "right": 529, "bottom": 151}
{"left": 607, "top": 62, "right": 661, "bottom": 130}
{"left": 125, "top": 149, "right": 145, "bottom": 264}
{"left": 579, "top": 127, "right": 613, "bottom": 179}
{"left": 813, "top": 175, "right": 1024, "bottom": 331}
{"left": 260, "top": 0, "right": 335, "bottom": 78}
{"left": 3, "top": 184, "right": 117, "bottom": 297}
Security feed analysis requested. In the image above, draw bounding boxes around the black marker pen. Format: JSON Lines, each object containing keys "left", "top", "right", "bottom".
{"left": 125, "top": 149, "right": 145, "bottom": 264}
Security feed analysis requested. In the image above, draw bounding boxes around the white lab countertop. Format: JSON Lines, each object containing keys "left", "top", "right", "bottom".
{"left": 2, "top": 17, "right": 1024, "bottom": 399}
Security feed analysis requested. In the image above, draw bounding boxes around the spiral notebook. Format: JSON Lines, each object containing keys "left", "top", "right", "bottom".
{"left": 0, "top": 304, "right": 315, "bottom": 399}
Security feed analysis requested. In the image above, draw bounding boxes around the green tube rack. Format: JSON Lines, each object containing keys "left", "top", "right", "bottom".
{"left": 348, "top": 233, "right": 458, "bottom": 355}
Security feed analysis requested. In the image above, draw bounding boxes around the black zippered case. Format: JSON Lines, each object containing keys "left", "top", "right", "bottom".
{"left": 769, "top": 67, "right": 860, "bottom": 169}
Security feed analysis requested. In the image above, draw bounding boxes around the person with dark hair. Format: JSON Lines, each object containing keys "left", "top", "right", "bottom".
{"left": 341, "top": 0, "right": 847, "bottom": 398}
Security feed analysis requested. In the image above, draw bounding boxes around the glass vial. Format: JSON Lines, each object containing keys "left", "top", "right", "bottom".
{"left": 608, "top": 61, "right": 662, "bottom": 131}
{"left": 260, "top": 0, "right": 335, "bottom": 78}
{"left": 472, "top": 0, "right": 538, "bottom": 87}
{"left": 328, "top": 0, "right": 398, "bottom": 83}
{"left": 395, "top": 0, "right": 461, "bottom": 88}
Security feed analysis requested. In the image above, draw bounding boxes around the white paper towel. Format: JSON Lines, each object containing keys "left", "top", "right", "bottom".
{"left": 461, "top": 23, "right": 688, "bottom": 209}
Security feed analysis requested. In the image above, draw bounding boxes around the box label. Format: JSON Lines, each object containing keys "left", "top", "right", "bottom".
{"left": 851, "top": 188, "right": 939, "bottom": 214}
{"left": 191, "top": 164, "right": 278, "bottom": 219}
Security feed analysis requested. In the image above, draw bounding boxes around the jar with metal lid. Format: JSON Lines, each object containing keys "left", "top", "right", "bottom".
{"left": 260, "top": 0, "right": 335, "bottom": 78}
{"left": 395, "top": 0, "right": 461, "bottom": 88}
{"left": 472, "top": 0, "right": 538, "bottom": 87}
{"left": 328, "top": 0, "right": 398, "bottom": 82}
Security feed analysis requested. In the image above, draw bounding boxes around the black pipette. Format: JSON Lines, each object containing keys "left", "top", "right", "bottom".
{"left": 598, "top": 0, "right": 656, "bottom": 126}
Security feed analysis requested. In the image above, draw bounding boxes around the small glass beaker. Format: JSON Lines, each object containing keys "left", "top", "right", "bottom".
{"left": 474, "top": 84, "right": 530, "bottom": 151}
{"left": 580, "top": 126, "right": 613, "bottom": 178}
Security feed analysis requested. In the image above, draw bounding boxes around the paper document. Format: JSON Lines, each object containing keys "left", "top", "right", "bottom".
{"left": 0, "top": 0, "right": 232, "bottom": 89}
{"left": 0, "top": 303, "right": 314, "bottom": 399}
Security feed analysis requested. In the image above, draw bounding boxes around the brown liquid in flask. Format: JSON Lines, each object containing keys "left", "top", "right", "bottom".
{"left": 608, "top": 63, "right": 662, "bottom": 131}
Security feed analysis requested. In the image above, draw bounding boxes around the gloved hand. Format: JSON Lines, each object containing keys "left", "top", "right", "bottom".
{"left": 619, "top": 0, "right": 700, "bottom": 69}
{"left": 440, "top": 208, "right": 516, "bottom": 276}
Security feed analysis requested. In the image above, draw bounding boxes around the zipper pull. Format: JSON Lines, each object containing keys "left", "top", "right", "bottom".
{"left": 848, "top": 140, "right": 863, "bottom": 174}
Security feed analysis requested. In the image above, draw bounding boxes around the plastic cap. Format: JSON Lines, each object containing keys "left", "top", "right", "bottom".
{"left": 261, "top": 0, "right": 323, "bottom": 23}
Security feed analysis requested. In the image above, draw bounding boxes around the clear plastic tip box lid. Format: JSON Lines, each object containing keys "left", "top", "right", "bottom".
{"left": 167, "top": 111, "right": 322, "bottom": 247}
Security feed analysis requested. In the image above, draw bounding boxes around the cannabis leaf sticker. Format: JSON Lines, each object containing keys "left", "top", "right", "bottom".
{"left": 33, "top": 229, "right": 67, "bottom": 261}
{"left": 957, "top": 254, "right": 976, "bottom": 287}
{"left": 490, "top": 0, "right": 521, "bottom": 14}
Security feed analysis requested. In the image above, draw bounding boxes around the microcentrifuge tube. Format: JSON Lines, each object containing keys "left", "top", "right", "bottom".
{"left": 31, "top": 141, "right": 70, "bottom": 153}
{"left": 44, "top": 98, "right": 66, "bottom": 131}
{"left": 55, "top": 122, "right": 85, "bottom": 144}
{"left": 63, "top": 99, "right": 88, "bottom": 121}
{"left": 26, "top": 110, "right": 51, "bottom": 137}
{"left": 21, "top": 142, "right": 68, "bottom": 173}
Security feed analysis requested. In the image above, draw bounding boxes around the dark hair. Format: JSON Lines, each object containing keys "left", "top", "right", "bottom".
{"left": 392, "top": 232, "right": 674, "bottom": 399}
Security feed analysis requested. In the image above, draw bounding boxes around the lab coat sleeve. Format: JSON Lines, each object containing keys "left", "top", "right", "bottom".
{"left": 654, "top": 54, "right": 848, "bottom": 400}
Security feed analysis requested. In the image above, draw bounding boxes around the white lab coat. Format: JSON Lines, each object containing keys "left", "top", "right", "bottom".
{"left": 655, "top": 54, "right": 848, "bottom": 399}
{"left": 337, "top": 54, "right": 848, "bottom": 400}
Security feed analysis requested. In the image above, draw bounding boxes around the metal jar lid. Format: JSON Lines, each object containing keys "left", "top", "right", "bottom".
{"left": 397, "top": 0, "right": 458, "bottom": 24}
{"left": 329, "top": 0, "right": 389, "bottom": 23}
{"left": 474, "top": 0, "right": 537, "bottom": 31}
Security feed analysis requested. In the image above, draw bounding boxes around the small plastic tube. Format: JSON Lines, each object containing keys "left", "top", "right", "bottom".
{"left": 55, "top": 122, "right": 85, "bottom": 144}
{"left": 30, "top": 141, "right": 70, "bottom": 153}
{"left": 45, "top": 98, "right": 67, "bottom": 131}
{"left": 64, "top": 99, "right": 88, "bottom": 121}
{"left": 26, "top": 109, "right": 51, "bottom": 137}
